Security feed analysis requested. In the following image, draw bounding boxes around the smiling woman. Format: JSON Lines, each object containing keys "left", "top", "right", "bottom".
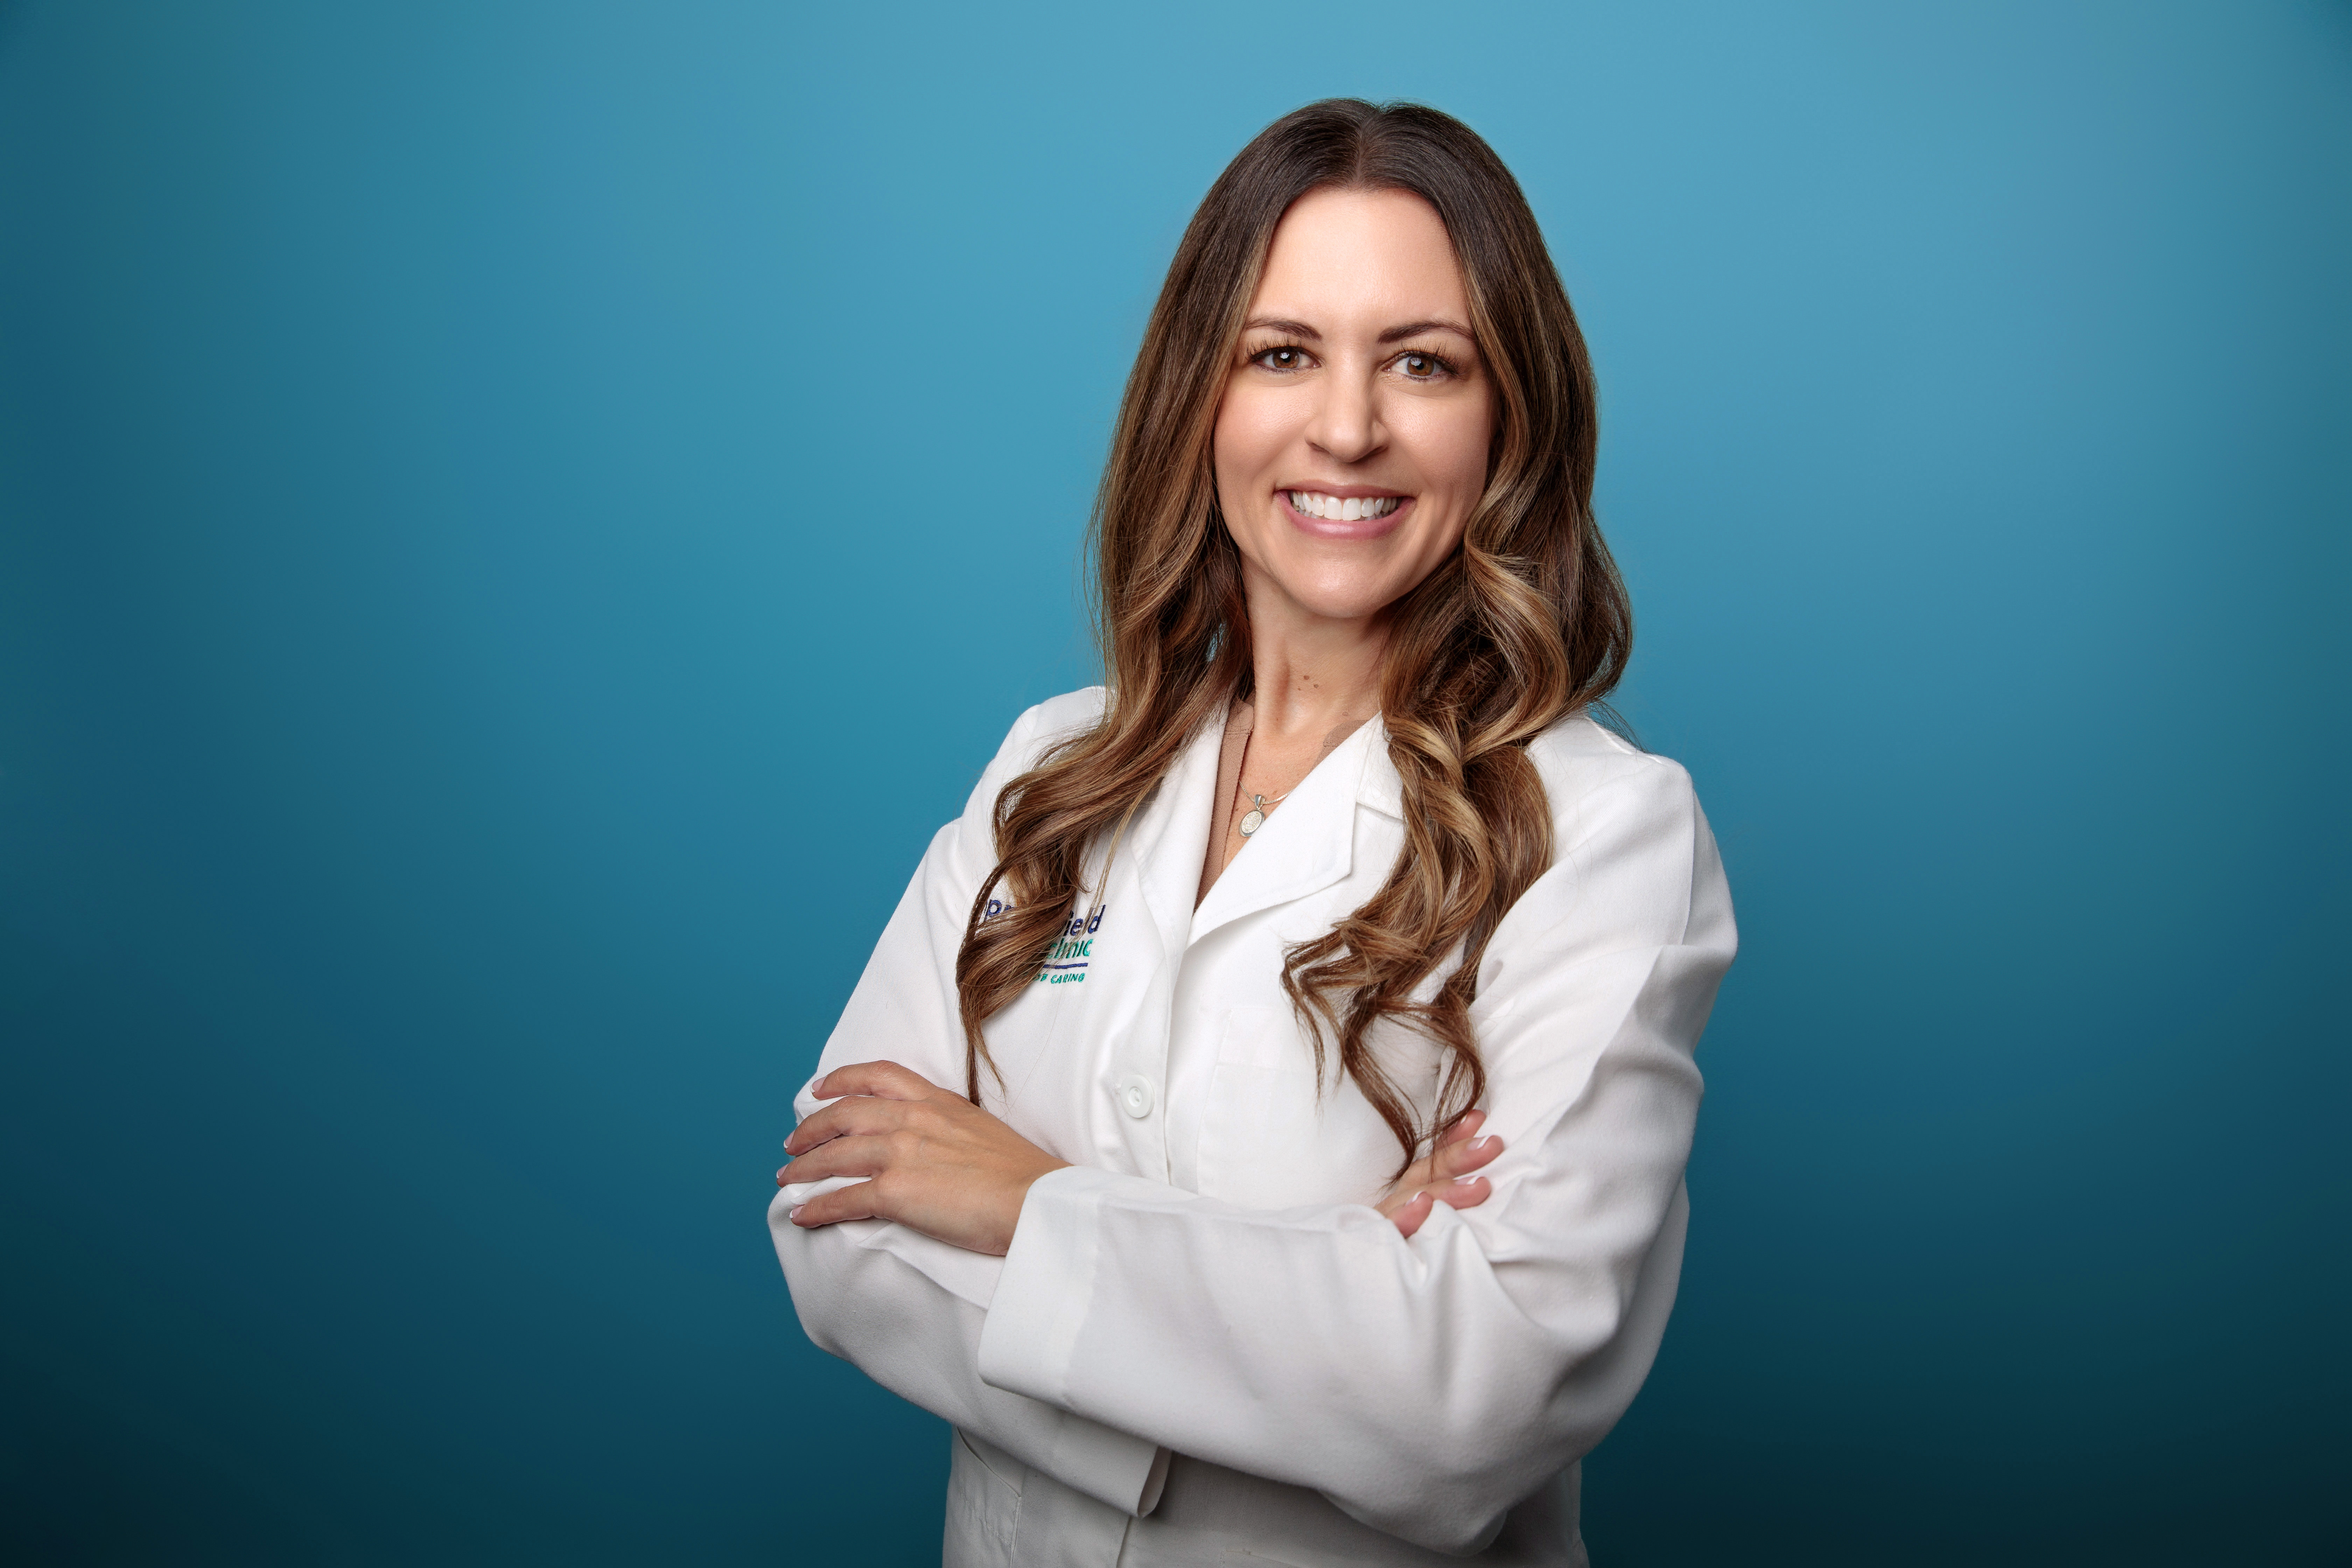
{"left": 1218, "top": 187, "right": 1494, "bottom": 630}
{"left": 770, "top": 100, "right": 1734, "bottom": 1567}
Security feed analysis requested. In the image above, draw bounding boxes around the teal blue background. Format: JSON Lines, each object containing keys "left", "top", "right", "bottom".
{"left": 2, "top": 2, "right": 2346, "bottom": 1563}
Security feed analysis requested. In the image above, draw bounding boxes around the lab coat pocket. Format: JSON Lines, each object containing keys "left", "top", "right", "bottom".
{"left": 1194, "top": 1006, "right": 1398, "bottom": 1209}
{"left": 944, "top": 1427, "right": 1023, "bottom": 1567}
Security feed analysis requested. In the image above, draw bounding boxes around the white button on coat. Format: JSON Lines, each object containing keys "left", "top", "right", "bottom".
{"left": 1115, "top": 1073, "right": 1155, "bottom": 1119}
{"left": 772, "top": 687, "right": 1736, "bottom": 1567}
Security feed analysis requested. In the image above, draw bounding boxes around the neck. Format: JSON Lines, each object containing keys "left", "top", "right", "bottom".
{"left": 1239, "top": 582, "right": 1387, "bottom": 744}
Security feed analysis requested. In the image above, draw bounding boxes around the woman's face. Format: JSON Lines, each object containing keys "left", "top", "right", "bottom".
{"left": 1213, "top": 186, "right": 1494, "bottom": 630}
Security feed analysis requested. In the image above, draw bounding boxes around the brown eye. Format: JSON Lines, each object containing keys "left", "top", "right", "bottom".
{"left": 1401, "top": 353, "right": 1439, "bottom": 379}
{"left": 1256, "top": 346, "right": 1303, "bottom": 370}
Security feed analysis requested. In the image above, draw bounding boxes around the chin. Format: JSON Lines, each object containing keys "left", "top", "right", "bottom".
{"left": 1284, "top": 579, "right": 1413, "bottom": 623}
{"left": 1242, "top": 532, "right": 1443, "bottom": 624}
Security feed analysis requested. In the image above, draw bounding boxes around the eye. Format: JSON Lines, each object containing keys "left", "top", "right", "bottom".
{"left": 1395, "top": 351, "right": 1454, "bottom": 381}
{"left": 1249, "top": 344, "right": 1311, "bottom": 372}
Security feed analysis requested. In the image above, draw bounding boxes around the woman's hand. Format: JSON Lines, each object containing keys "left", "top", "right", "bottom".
{"left": 1375, "top": 1109, "right": 1504, "bottom": 1239}
{"left": 777, "top": 1060, "right": 1069, "bottom": 1257}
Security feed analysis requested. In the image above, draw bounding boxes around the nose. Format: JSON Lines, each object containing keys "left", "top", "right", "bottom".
{"left": 1305, "top": 364, "right": 1384, "bottom": 465}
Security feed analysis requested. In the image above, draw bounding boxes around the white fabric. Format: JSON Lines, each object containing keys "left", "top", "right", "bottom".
{"left": 770, "top": 688, "right": 1736, "bottom": 1566}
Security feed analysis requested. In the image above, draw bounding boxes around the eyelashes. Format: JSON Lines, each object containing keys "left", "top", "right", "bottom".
{"left": 1240, "top": 340, "right": 1464, "bottom": 381}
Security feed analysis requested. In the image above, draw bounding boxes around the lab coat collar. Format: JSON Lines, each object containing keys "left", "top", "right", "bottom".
{"left": 1358, "top": 719, "right": 1403, "bottom": 821}
{"left": 1188, "top": 713, "right": 1400, "bottom": 949}
{"left": 1127, "top": 709, "right": 1224, "bottom": 968}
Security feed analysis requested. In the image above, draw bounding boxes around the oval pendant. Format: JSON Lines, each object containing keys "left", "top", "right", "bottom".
{"left": 1238, "top": 808, "right": 1265, "bottom": 837}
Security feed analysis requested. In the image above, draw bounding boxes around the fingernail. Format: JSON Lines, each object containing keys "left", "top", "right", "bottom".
{"left": 788, "top": 1204, "right": 805, "bottom": 1222}
{"left": 1455, "top": 1174, "right": 1483, "bottom": 1189}
{"left": 1469, "top": 1136, "right": 1498, "bottom": 1154}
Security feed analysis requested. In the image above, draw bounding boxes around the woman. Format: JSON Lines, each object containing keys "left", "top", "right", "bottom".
{"left": 771, "top": 99, "right": 1735, "bottom": 1567}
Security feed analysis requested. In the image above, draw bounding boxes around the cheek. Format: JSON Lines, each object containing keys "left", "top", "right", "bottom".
{"left": 1412, "top": 394, "right": 1495, "bottom": 498}
{"left": 1213, "top": 386, "right": 1292, "bottom": 496}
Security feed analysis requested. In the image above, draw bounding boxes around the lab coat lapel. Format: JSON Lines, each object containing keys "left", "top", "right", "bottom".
{"left": 1188, "top": 717, "right": 1398, "bottom": 948}
{"left": 1126, "top": 710, "right": 1224, "bottom": 965}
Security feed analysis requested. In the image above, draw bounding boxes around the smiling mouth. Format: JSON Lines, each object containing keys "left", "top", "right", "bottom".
{"left": 1286, "top": 491, "right": 1404, "bottom": 522}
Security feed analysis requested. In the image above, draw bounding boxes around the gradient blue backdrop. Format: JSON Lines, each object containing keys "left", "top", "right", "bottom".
{"left": 2, "top": 2, "right": 2346, "bottom": 1563}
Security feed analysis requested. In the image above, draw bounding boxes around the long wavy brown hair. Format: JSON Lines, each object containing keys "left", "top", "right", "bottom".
{"left": 954, "top": 99, "right": 1631, "bottom": 1171}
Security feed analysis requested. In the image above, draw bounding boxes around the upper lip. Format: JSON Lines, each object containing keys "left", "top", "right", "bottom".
{"left": 1281, "top": 484, "right": 1410, "bottom": 499}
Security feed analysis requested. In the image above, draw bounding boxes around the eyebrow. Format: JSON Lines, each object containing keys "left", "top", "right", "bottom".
{"left": 1239, "top": 316, "right": 1476, "bottom": 344}
{"left": 1378, "top": 318, "right": 1475, "bottom": 344}
{"left": 1241, "top": 317, "right": 1321, "bottom": 340}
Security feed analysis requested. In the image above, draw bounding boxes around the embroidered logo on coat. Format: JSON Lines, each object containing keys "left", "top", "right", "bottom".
{"left": 1035, "top": 905, "right": 1106, "bottom": 986}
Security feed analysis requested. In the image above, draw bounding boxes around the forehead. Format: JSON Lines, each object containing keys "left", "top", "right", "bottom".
{"left": 1250, "top": 187, "right": 1468, "bottom": 323}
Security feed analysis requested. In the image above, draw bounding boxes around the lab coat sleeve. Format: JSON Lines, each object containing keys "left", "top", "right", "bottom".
{"left": 975, "top": 752, "right": 1735, "bottom": 1554}
{"left": 768, "top": 691, "right": 1167, "bottom": 1518}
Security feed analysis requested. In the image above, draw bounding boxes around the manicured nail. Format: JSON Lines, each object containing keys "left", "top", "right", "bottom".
{"left": 788, "top": 1204, "right": 805, "bottom": 1222}
{"left": 1455, "top": 1174, "right": 1483, "bottom": 1188}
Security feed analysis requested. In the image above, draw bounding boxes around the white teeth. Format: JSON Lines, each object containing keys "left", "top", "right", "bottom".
{"left": 1288, "top": 491, "right": 1401, "bottom": 521}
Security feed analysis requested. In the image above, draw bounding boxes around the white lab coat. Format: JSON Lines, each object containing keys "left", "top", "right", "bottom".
{"left": 771, "top": 687, "right": 1736, "bottom": 1567}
